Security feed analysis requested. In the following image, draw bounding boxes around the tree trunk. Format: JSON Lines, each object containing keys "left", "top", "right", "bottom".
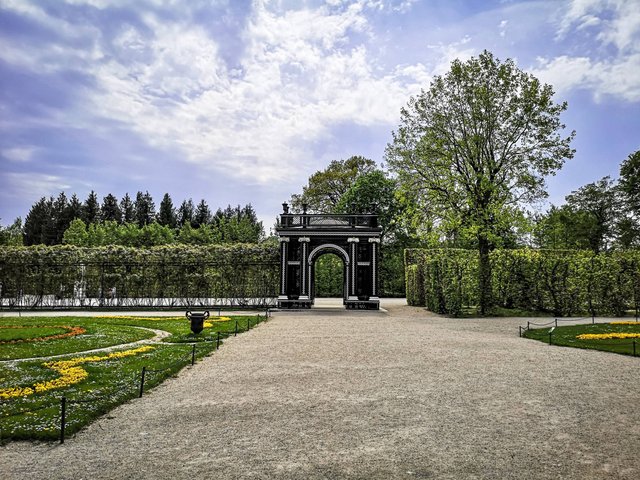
{"left": 478, "top": 235, "right": 492, "bottom": 314}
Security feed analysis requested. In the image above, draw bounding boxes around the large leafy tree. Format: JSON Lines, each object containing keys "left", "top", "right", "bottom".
{"left": 564, "top": 176, "right": 618, "bottom": 253}
{"left": 619, "top": 150, "right": 640, "bottom": 215}
{"left": 290, "top": 156, "right": 377, "bottom": 212}
{"left": 618, "top": 150, "right": 640, "bottom": 246}
{"left": 386, "top": 50, "right": 575, "bottom": 313}
{"left": 0, "top": 218, "right": 23, "bottom": 246}
{"left": 335, "top": 170, "right": 401, "bottom": 241}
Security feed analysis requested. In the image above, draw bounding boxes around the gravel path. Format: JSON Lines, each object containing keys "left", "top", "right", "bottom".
{"left": 1, "top": 302, "right": 639, "bottom": 479}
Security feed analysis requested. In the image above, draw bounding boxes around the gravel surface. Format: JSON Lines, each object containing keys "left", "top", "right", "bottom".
{"left": 1, "top": 301, "right": 639, "bottom": 479}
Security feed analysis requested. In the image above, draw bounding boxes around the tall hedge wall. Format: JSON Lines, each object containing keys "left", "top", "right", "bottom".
{"left": 0, "top": 244, "right": 279, "bottom": 308}
{"left": 405, "top": 248, "right": 640, "bottom": 317}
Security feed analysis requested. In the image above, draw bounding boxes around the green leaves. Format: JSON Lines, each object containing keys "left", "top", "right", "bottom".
{"left": 406, "top": 248, "right": 640, "bottom": 317}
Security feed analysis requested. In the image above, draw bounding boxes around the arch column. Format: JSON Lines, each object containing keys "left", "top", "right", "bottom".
{"left": 277, "top": 236, "right": 289, "bottom": 300}
{"left": 347, "top": 237, "right": 359, "bottom": 300}
{"left": 369, "top": 237, "right": 380, "bottom": 299}
{"left": 299, "top": 237, "right": 310, "bottom": 300}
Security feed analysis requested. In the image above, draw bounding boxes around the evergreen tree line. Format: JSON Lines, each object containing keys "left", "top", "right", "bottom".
{"left": 10, "top": 191, "right": 263, "bottom": 247}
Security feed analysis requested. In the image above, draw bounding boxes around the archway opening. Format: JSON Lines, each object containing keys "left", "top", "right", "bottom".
{"left": 313, "top": 253, "right": 345, "bottom": 298}
{"left": 311, "top": 251, "right": 347, "bottom": 299}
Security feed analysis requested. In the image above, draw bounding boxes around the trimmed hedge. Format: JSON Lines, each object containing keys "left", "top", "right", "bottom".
{"left": 0, "top": 244, "right": 279, "bottom": 305}
{"left": 405, "top": 248, "right": 640, "bottom": 316}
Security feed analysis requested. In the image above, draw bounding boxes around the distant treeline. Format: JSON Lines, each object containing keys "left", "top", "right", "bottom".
{"left": 14, "top": 191, "right": 264, "bottom": 247}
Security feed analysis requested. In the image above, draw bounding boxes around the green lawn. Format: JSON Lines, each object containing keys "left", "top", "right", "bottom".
{"left": 0, "top": 313, "right": 266, "bottom": 442}
{"left": 522, "top": 321, "right": 640, "bottom": 357}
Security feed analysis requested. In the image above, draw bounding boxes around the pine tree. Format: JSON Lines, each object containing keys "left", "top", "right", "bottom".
{"left": 24, "top": 197, "right": 52, "bottom": 245}
{"left": 67, "top": 194, "right": 83, "bottom": 222}
{"left": 51, "top": 191, "right": 70, "bottom": 244}
{"left": 158, "top": 193, "right": 177, "bottom": 228}
{"left": 101, "top": 193, "right": 122, "bottom": 223}
{"left": 82, "top": 191, "right": 100, "bottom": 225}
{"left": 120, "top": 193, "right": 135, "bottom": 224}
{"left": 177, "top": 199, "right": 195, "bottom": 227}
{"left": 134, "top": 191, "right": 156, "bottom": 227}
{"left": 193, "top": 199, "right": 211, "bottom": 228}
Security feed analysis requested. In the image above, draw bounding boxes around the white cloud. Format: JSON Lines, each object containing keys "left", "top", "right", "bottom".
{"left": 5, "top": 173, "right": 72, "bottom": 197}
{"left": 531, "top": 53, "right": 640, "bottom": 102}
{"left": 69, "top": 2, "right": 434, "bottom": 185}
{"left": 560, "top": 0, "right": 640, "bottom": 51}
{"left": 534, "top": 0, "right": 640, "bottom": 102}
{"left": 2, "top": 147, "right": 36, "bottom": 162}
{"left": 499, "top": 19, "right": 508, "bottom": 37}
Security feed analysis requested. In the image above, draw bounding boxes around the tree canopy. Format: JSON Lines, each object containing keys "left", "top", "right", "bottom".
{"left": 290, "top": 156, "right": 377, "bottom": 213}
{"left": 385, "top": 50, "right": 575, "bottom": 312}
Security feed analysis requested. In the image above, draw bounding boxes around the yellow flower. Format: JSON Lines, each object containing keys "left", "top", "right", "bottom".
{"left": 0, "top": 346, "right": 155, "bottom": 399}
{"left": 609, "top": 321, "right": 640, "bottom": 326}
{"left": 577, "top": 332, "right": 640, "bottom": 340}
{"left": 203, "top": 317, "right": 232, "bottom": 328}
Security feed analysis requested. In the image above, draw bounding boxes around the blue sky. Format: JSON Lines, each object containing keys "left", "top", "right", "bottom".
{"left": 1, "top": 0, "right": 639, "bottom": 232}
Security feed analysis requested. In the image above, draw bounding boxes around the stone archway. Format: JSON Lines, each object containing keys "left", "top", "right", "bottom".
{"left": 308, "top": 245, "right": 349, "bottom": 304}
{"left": 275, "top": 205, "right": 381, "bottom": 309}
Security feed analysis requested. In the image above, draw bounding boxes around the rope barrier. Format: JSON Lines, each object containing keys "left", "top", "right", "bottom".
{"left": 3, "top": 313, "right": 269, "bottom": 443}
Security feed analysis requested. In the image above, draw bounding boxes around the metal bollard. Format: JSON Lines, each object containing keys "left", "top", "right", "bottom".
{"left": 191, "top": 344, "right": 196, "bottom": 365}
{"left": 235, "top": 320, "right": 238, "bottom": 337}
{"left": 60, "top": 396, "right": 67, "bottom": 444}
{"left": 139, "top": 367, "right": 146, "bottom": 398}
{"left": 216, "top": 331, "right": 220, "bottom": 350}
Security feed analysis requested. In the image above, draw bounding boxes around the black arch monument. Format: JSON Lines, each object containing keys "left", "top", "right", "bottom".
{"left": 276, "top": 203, "right": 381, "bottom": 309}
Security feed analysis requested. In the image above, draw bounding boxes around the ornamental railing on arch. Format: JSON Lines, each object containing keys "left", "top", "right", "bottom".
{"left": 0, "top": 260, "right": 279, "bottom": 310}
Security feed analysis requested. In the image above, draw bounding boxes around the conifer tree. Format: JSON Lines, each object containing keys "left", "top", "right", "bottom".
{"left": 120, "top": 193, "right": 135, "bottom": 224}
{"left": 158, "top": 193, "right": 177, "bottom": 228}
{"left": 82, "top": 191, "right": 100, "bottom": 225}
{"left": 101, "top": 193, "right": 122, "bottom": 223}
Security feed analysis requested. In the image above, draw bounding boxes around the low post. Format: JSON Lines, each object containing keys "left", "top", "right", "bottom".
{"left": 549, "top": 327, "right": 554, "bottom": 345}
{"left": 60, "top": 396, "right": 67, "bottom": 444}
{"left": 216, "top": 331, "right": 220, "bottom": 350}
{"left": 247, "top": 318, "right": 251, "bottom": 331}
{"left": 139, "top": 367, "right": 146, "bottom": 398}
{"left": 519, "top": 326, "right": 522, "bottom": 338}
{"left": 555, "top": 318, "right": 558, "bottom": 328}
{"left": 633, "top": 340, "right": 636, "bottom": 357}
{"left": 235, "top": 320, "right": 238, "bottom": 337}
{"left": 191, "top": 344, "right": 196, "bottom": 366}
{"left": 527, "top": 321, "right": 530, "bottom": 330}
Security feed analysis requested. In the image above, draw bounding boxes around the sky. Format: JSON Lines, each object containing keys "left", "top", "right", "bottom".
{"left": 1, "top": 0, "right": 639, "bottom": 233}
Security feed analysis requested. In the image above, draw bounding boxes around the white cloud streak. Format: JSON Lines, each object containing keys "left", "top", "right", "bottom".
{"left": 536, "top": 0, "right": 640, "bottom": 101}
{"left": 0, "top": 1, "right": 433, "bottom": 186}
